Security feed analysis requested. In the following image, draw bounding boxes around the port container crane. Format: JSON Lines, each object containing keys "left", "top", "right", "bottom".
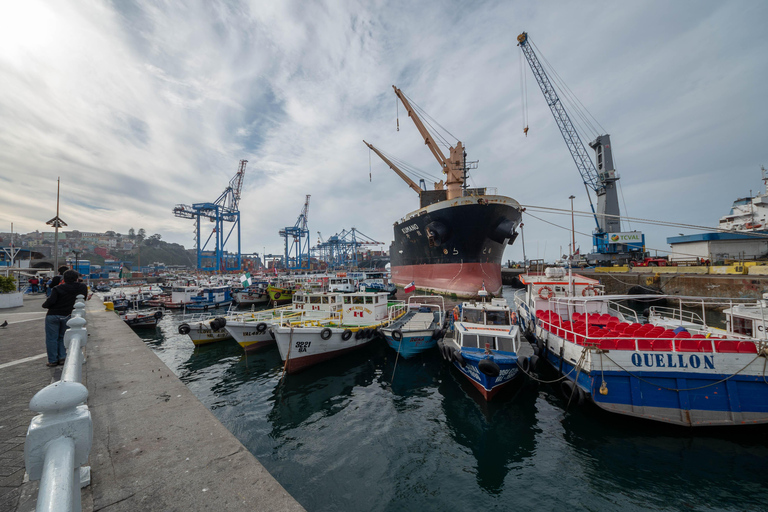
{"left": 517, "top": 32, "right": 644, "bottom": 264}
{"left": 172, "top": 160, "right": 246, "bottom": 272}
{"left": 280, "top": 195, "right": 311, "bottom": 270}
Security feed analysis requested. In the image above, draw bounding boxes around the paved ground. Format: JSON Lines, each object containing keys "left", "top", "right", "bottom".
{"left": 0, "top": 294, "right": 54, "bottom": 512}
{"left": 1, "top": 295, "right": 305, "bottom": 512}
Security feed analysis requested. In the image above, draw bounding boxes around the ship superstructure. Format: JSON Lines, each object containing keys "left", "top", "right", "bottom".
{"left": 718, "top": 166, "right": 768, "bottom": 232}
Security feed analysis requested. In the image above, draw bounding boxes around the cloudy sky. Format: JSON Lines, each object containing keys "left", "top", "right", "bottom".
{"left": 1, "top": 0, "right": 767, "bottom": 263}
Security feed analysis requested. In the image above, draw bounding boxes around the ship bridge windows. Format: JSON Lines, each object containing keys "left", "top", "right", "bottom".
{"left": 463, "top": 334, "right": 479, "bottom": 348}
{"left": 310, "top": 296, "right": 321, "bottom": 304}
{"left": 478, "top": 335, "right": 496, "bottom": 349}
{"left": 353, "top": 296, "right": 365, "bottom": 305}
{"left": 365, "top": 296, "right": 373, "bottom": 304}
{"left": 322, "top": 296, "right": 329, "bottom": 304}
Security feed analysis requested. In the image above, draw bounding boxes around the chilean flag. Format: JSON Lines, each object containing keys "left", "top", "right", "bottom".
{"left": 404, "top": 281, "right": 416, "bottom": 293}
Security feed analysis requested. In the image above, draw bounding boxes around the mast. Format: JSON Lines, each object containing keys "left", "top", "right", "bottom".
{"left": 392, "top": 86, "right": 466, "bottom": 200}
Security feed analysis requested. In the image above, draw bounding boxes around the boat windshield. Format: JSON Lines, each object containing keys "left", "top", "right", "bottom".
{"left": 463, "top": 308, "right": 484, "bottom": 323}
{"left": 486, "top": 310, "right": 510, "bottom": 325}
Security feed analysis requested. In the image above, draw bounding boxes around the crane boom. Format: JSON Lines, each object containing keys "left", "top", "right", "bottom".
{"left": 392, "top": 86, "right": 465, "bottom": 200}
{"left": 363, "top": 140, "right": 423, "bottom": 196}
{"left": 517, "top": 32, "right": 620, "bottom": 235}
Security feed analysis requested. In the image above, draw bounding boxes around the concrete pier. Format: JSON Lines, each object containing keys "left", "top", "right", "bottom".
{"left": 1, "top": 295, "right": 305, "bottom": 511}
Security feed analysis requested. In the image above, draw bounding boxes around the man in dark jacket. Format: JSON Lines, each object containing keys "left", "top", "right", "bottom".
{"left": 42, "top": 270, "right": 88, "bottom": 367}
{"left": 47, "top": 266, "right": 68, "bottom": 297}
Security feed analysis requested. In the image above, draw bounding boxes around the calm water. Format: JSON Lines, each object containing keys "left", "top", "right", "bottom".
{"left": 135, "top": 288, "right": 768, "bottom": 512}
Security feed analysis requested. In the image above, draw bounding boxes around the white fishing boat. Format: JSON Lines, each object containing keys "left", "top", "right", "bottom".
{"left": 328, "top": 276, "right": 357, "bottom": 293}
{"left": 381, "top": 295, "right": 446, "bottom": 358}
{"left": 273, "top": 291, "right": 402, "bottom": 374}
{"left": 120, "top": 308, "right": 164, "bottom": 328}
{"left": 232, "top": 282, "right": 270, "bottom": 306}
{"left": 177, "top": 313, "right": 233, "bottom": 346}
{"left": 225, "top": 290, "right": 343, "bottom": 353}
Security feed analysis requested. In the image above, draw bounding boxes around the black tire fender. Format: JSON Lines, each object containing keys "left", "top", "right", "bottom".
{"left": 561, "top": 380, "right": 585, "bottom": 406}
{"left": 256, "top": 322, "right": 267, "bottom": 333}
{"left": 355, "top": 329, "right": 364, "bottom": 340}
{"left": 320, "top": 327, "right": 333, "bottom": 340}
{"left": 342, "top": 329, "right": 353, "bottom": 341}
{"left": 392, "top": 329, "right": 403, "bottom": 342}
{"left": 178, "top": 323, "right": 191, "bottom": 335}
{"left": 154, "top": 311, "right": 163, "bottom": 320}
{"left": 453, "top": 349, "right": 466, "bottom": 367}
{"left": 478, "top": 358, "right": 500, "bottom": 377}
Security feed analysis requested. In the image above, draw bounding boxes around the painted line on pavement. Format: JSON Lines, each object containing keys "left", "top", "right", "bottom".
{"left": 0, "top": 353, "right": 47, "bottom": 369}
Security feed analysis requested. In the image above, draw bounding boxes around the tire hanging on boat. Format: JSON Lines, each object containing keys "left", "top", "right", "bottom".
{"left": 256, "top": 322, "right": 267, "bottom": 333}
{"left": 478, "top": 358, "right": 501, "bottom": 377}
{"left": 452, "top": 349, "right": 466, "bottom": 367}
{"left": 561, "top": 380, "right": 585, "bottom": 406}
{"left": 392, "top": 329, "right": 403, "bottom": 342}
{"left": 320, "top": 327, "right": 333, "bottom": 340}
{"left": 342, "top": 329, "right": 352, "bottom": 341}
{"left": 178, "top": 323, "right": 191, "bottom": 335}
{"left": 154, "top": 311, "right": 163, "bottom": 320}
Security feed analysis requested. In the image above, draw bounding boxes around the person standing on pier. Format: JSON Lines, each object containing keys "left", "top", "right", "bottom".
{"left": 47, "top": 265, "right": 68, "bottom": 297}
{"left": 42, "top": 270, "right": 87, "bottom": 367}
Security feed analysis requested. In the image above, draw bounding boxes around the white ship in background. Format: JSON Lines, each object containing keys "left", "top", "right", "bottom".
{"left": 718, "top": 166, "right": 768, "bottom": 232}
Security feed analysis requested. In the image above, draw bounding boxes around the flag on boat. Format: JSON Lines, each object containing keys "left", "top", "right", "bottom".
{"left": 404, "top": 281, "right": 415, "bottom": 293}
{"left": 240, "top": 272, "right": 252, "bottom": 287}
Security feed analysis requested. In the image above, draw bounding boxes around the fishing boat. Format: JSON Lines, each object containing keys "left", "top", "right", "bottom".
{"left": 365, "top": 86, "right": 522, "bottom": 299}
{"left": 154, "top": 285, "right": 200, "bottom": 309}
{"left": 358, "top": 273, "right": 397, "bottom": 297}
{"left": 225, "top": 290, "right": 343, "bottom": 353}
{"left": 267, "top": 280, "right": 297, "bottom": 305}
{"left": 177, "top": 313, "right": 233, "bottom": 346}
{"left": 272, "top": 291, "right": 402, "bottom": 374}
{"left": 381, "top": 295, "right": 447, "bottom": 358}
{"left": 328, "top": 276, "right": 357, "bottom": 293}
{"left": 232, "top": 282, "right": 270, "bottom": 306}
{"left": 439, "top": 289, "right": 527, "bottom": 400}
{"left": 120, "top": 308, "right": 164, "bottom": 328}
{"left": 185, "top": 285, "right": 234, "bottom": 311}
{"left": 517, "top": 268, "right": 768, "bottom": 426}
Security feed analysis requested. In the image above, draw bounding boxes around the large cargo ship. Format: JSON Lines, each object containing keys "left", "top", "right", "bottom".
{"left": 366, "top": 86, "right": 522, "bottom": 298}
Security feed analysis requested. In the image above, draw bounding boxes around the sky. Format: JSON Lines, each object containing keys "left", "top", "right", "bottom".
{"left": 1, "top": 0, "right": 767, "bottom": 263}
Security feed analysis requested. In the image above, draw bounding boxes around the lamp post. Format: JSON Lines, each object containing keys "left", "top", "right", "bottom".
{"left": 569, "top": 195, "right": 576, "bottom": 262}
{"left": 72, "top": 250, "right": 80, "bottom": 277}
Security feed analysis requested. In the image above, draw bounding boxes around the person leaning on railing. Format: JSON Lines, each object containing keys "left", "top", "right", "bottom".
{"left": 41, "top": 270, "right": 88, "bottom": 367}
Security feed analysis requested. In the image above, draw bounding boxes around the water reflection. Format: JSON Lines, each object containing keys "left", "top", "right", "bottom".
{"left": 438, "top": 367, "right": 538, "bottom": 494}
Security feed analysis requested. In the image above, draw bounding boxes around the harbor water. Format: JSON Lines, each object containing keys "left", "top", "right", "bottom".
{"left": 138, "top": 288, "right": 767, "bottom": 511}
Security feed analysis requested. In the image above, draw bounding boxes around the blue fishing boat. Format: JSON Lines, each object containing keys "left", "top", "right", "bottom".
{"left": 185, "top": 285, "right": 233, "bottom": 311}
{"left": 516, "top": 269, "right": 768, "bottom": 426}
{"left": 439, "top": 290, "right": 525, "bottom": 400}
{"left": 381, "top": 295, "right": 447, "bottom": 358}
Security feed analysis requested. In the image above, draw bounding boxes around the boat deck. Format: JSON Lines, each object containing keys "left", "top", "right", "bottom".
{"left": 402, "top": 312, "right": 436, "bottom": 331}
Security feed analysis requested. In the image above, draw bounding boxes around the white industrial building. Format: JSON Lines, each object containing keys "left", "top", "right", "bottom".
{"left": 667, "top": 232, "right": 768, "bottom": 262}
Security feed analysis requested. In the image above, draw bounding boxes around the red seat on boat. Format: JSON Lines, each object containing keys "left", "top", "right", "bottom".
{"left": 698, "top": 339, "right": 714, "bottom": 352}
{"left": 624, "top": 323, "right": 641, "bottom": 334}
{"left": 600, "top": 338, "right": 617, "bottom": 350}
{"left": 637, "top": 338, "right": 654, "bottom": 351}
{"left": 737, "top": 341, "right": 758, "bottom": 354}
{"left": 674, "top": 331, "right": 692, "bottom": 338}
{"left": 675, "top": 338, "right": 699, "bottom": 352}
{"left": 615, "top": 338, "right": 636, "bottom": 350}
{"left": 653, "top": 339, "right": 673, "bottom": 351}
{"left": 613, "top": 322, "right": 630, "bottom": 333}
{"left": 659, "top": 330, "right": 676, "bottom": 339}
{"left": 715, "top": 340, "right": 739, "bottom": 353}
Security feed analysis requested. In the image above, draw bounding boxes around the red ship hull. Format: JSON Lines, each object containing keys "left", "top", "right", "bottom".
{"left": 391, "top": 262, "right": 502, "bottom": 298}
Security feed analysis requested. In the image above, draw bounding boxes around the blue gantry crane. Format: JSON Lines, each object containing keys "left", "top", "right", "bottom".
{"left": 517, "top": 31, "right": 644, "bottom": 264}
{"left": 314, "top": 227, "right": 383, "bottom": 269}
{"left": 280, "top": 195, "right": 311, "bottom": 270}
{"left": 173, "top": 160, "right": 246, "bottom": 272}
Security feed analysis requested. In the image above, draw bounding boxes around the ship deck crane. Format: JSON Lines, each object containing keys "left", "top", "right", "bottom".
{"left": 391, "top": 86, "right": 467, "bottom": 200}
{"left": 172, "top": 160, "right": 246, "bottom": 272}
{"left": 363, "top": 140, "right": 423, "bottom": 196}
{"left": 517, "top": 32, "right": 643, "bottom": 264}
{"left": 280, "top": 195, "right": 311, "bottom": 270}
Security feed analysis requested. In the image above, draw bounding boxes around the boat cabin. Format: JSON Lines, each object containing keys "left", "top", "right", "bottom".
{"left": 520, "top": 267, "right": 605, "bottom": 317}
{"left": 329, "top": 277, "right": 356, "bottom": 293}
{"left": 292, "top": 291, "right": 344, "bottom": 315}
{"left": 340, "top": 292, "right": 389, "bottom": 325}
{"left": 454, "top": 298, "right": 520, "bottom": 353}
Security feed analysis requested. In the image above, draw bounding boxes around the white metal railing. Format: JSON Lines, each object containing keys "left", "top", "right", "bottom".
{"left": 25, "top": 295, "right": 92, "bottom": 512}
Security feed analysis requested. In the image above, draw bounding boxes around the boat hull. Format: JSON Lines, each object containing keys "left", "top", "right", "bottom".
{"left": 274, "top": 326, "right": 377, "bottom": 374}
{"left": 225, "top": 322, "right": 276, "bottom": 352}
{"left": 534, "top": 325, "right": 768, "bottom": 426}
{"left": 451, "top": 349, "right": 520, "bottom": 401}
{"left": 383, "top": 331, "right": 437, "bottom": 358}
{"left": 390, "top": 195, "right": 521, "bottom": 298}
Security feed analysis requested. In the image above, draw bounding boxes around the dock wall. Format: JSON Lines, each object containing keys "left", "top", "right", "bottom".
{"left": 83, "top": 301, "right": 305, "bottom": 511}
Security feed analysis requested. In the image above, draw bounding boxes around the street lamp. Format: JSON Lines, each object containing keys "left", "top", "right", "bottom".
{"left": 569, "top": 195, "right": 576, "bottom": 261}
{"left": 72, "top": 250, "right": 80, "bottom": 277}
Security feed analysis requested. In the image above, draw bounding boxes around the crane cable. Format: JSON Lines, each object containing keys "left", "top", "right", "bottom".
{"left": 519, "top": 47, "right": 529, "bottom": 136}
